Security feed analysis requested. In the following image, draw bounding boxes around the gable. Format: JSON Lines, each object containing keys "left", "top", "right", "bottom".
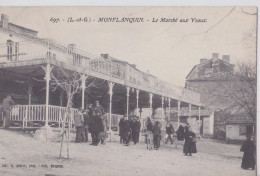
{"left": 186, "top": 59, "right": 234, "bottom": 81}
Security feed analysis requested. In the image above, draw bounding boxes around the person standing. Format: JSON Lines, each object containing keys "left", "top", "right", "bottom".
{"left": 83, "top": 109, "right": 90, "bottom": 142}
{"left": 152, "top": 121, "right": 161, "bottom": 150}
{"left": 132, "top": 116, "right": 141, "bottom": 144}
{"left": 74, "top": 109, "right": 85, "bottom": 143}
{"left": 92, "top": 101, "right": 104, "bottom": 146}
{"left": 146, "top": 117, "right": 154, "bottom": 149}
{"left": 121, "top": 115, "right": 131, "bottom": 146}
{"left": 87, "top": 103, "right": 96, "bottom": 145}
{"left": 240, "top": 135, "right": 255, "bottom": 170}
{"left": 100, "top": 114, "right": 108, "bottom": 145}
{"left": 165, "top": 122, "right": 174, "bottom": 144}
{"left": 176, "top": 124, "right": 185, "bottom": 141}
{"left": 183, "top": 126, "right": 197, "bottom": 156}
{"left": 119, "top": 117, "right": 124, "bottom": 143}
{"left": 128, "top": 116, "right": 134, "bottom": 143}
{"left": 136, "top": 117, "right": 141, "bottom": 142}
{"left": 92, "top": 114, "right": 104, "bottom": 146}
{"left": 2, "top": 95, "right": 15, "bottom": 128}
{"left": 93, "top": 100, "right": 106, "bottom": 145}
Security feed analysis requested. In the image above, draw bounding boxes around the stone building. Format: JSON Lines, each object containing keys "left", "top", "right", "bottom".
{"left": 185, "top": 53, "right": 254, "bottom": 140}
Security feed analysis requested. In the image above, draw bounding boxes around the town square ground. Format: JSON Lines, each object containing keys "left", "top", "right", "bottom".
{"left": 0, "top": 129, "right": 256, "bottom": 176}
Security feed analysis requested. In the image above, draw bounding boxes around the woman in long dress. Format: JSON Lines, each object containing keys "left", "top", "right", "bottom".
{"left": 240, "top": 135, "right": 255, "bottom": 170}
{"left": 183, "top": 126, "right": 197, "bottom": 156}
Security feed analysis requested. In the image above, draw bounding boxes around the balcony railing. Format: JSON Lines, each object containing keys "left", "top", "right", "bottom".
{"left": 165, "top": 108, "right": 212, "bottom": 116}
{"left": 0, "top": 39, "right": 200, "bottom": 105}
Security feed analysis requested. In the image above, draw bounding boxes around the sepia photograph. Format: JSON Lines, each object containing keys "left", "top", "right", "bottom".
{"left": 0, "top": 6, "right": 257, "bottom": 176}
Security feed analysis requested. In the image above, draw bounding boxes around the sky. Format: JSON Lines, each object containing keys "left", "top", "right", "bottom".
{"left": 0, "top": 6, "right": 257, "bottom": 86}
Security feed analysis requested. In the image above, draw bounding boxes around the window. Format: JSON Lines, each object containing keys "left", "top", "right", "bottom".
{"left": 205, "top": 68, "right": 213, "bottom": 76}
{"left": 239, "top": 125, "right": 247, "bottom": 136}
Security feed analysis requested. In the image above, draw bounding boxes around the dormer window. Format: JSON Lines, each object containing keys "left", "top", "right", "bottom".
{"left": 205, "top": 68, "right": 213, "bottom": 75}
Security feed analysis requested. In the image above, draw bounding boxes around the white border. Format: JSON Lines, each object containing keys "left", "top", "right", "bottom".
{"left": 0, "top": 0, "right": 258, "bottom": 7}
{"left": 0, "top": 0, "right": 259, "bottom": 175}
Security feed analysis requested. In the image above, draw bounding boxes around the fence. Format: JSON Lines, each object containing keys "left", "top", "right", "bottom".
{"left": 10, "top": 105, "right": 78, "bottom": 128}
{"left": 9, "top": 104, "right": 123, "bottom": 130}
{"left": 105, "top": 113, "right": 124, "bottom": 131}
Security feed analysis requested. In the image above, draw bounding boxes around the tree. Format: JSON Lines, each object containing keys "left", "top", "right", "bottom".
{"left": 207, "top": 61, "right": 256, "bottom": 134}
{"left": 50, "top": 66, "right": 96, "bottom": 158}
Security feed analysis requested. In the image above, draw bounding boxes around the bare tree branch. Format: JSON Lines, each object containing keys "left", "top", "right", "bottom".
{"left": 205, "top": 7, "right": 235, "bottom": 33}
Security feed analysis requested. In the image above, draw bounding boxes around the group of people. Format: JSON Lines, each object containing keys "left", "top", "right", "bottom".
{"left": 73, "top": 101, "right": 255, "bottom": 170}
{"left": 145, "top": 118, "right": 197, "bottom": 155}
{"left": 1, "top": 95, "right": 256, "bottom": 169}
{"left": 146, "top": 117, "right": 162, "bottom": 150}
{"left": 74, "top": 100, "right": 108, "bottom": 146}
{"left": 118, "top": 115, "right": 141, "bottom": 146}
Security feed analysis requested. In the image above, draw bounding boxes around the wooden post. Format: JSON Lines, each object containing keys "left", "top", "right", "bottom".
{"left": 177, "top": 100, "right": 181, "bottom": 127}
{"left": 43, "top": 63, "right": 53, "bottom": 127}
{"left": 108, "top": 82, "right": 114, "bottom": 132}
{"left": 168, "top": 98, "right": 171, "bottom": 120}
{"left": 199, "top": 106, "right": 201, "bottom": 134}
{"left": 161, "top": 96, "right": 164, "bottom": 123}
{"left": 27, "top": 82, "right": 32, "bottom": 128}
{"left": 136, "top": 89, "right": 139, "bottom": 113}
{"left": 60, "top": 89, "right": 63, "bottom": 107}
{"left": 149, "top": 93, "right": 153, "bottom": 118}
{"left": 81, "top": 74, "right": 86, "bottom": 109}
{"left": 126, "top": 86, "right": 130, "bottom": 118}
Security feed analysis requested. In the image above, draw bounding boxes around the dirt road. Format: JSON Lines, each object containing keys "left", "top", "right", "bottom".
{"left": 0, "top": 129, "right": 256, "bottom": 176}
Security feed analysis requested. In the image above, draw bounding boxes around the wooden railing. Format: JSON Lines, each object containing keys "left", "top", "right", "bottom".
{"left": 165, "top": 108, "right": 212, "bottom": 116}
{"left": 10, "top": 105, "right": 78, "bottom": 128}
{"left": 89, "top": 58, "right": 126, "bottom": 79}
{"left": 9, "top": 104, "right": 123, "bottom": 129}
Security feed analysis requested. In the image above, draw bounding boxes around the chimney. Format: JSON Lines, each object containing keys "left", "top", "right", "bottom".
{"left": 101, "top": 54, "right": 109, "bottom": 59}
{"left": 212, "top": 53, "right": 219, "bottom": 62}
{"left": 0, "top": 14, "right": 9, "bottom": 29}
{"left": 200, "top": 58, "right": 208, "bottom": 64}
{"left": 222, "top": 55, "right": 230, "bottom": 63}
{"left": 68, "top": 44, "right": 76, "bottom": 51}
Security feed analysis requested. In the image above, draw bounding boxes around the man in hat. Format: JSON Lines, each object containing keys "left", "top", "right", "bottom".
{"left": 92, "top": 101, "right": 105, "bottom": 146}
{"left": 131, "top": 116, "right": 141, "bottom": 144}
{"left": 121, "top": 115, "right": 131, "bottom": 146}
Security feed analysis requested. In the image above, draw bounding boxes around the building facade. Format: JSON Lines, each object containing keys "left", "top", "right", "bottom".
{"left": 0, "top": 14, "right": 203, "bottom": 135}
{"left": 185, "top": 53, "right": 254, "bottom": 140}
